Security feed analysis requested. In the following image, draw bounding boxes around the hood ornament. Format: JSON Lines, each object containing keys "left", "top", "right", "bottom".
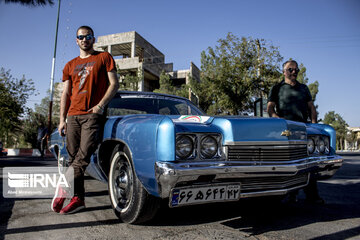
{"left": 281, "top": 130, "right": 292, "bottom": 137}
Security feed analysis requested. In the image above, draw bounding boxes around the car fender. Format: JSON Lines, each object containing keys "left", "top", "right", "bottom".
{"left": 102, "top": 115, "right": 175, "bottom": 197}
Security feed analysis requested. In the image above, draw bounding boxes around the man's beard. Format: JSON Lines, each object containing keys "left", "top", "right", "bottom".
{"left": 80, "top": 43, "right": 93, "bottom": 51}
{"left": 290, "top": 73, "right": 297, "bottom": 79}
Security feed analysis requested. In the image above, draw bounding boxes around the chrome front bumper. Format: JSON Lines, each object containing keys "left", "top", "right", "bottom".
{"left": 155, "top": 155, "right": 343, "bottom": 199}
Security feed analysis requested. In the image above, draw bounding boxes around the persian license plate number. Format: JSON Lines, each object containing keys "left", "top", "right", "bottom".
{"left": 170, "top": 184, "right": 240, "bottom": 207}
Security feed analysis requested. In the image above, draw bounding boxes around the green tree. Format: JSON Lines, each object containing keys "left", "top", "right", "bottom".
{"left": 323, "top": 111, "right": 348, "bottom": 150}
{"left": 346, "top": 130, "right": 358, "bottom": 150}
{"left": 22, "top": 82, "right": 61, "bottom": 147}
{"left": 22, "top": 110, "right": 48, "bottom": 148}
{"left": 191, "top": 33, "right": 283, "bottom": 115}
{"left": 154, "top": 71, "right": 175, "bottom": 95}
{"left": 118, "top": 66, "right": 144, "bottom": 92}
{"left": 0, "top": 68, "right": 36, "bottom": 147}
{"left": 34, "top": 82, "right": 61, "bottom": 126}
{"left": 120, "top": 74, "right": 140, "bottom": 91}
{"left": 1, "top": 0, "right": 53, "bottom": 6}
{"left": 154, "top": 71, "right": 189, "bottom": 99}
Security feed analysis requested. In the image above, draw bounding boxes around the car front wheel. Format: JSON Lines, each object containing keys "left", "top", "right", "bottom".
{"left": 108, "top": 145, "right": 160, "bottom": 224}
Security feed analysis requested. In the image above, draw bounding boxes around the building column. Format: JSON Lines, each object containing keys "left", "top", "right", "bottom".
{"left": 108, "top": 45, "right": 112, "bottom": 55}
{"left": 131, "top": 41, "right": 136, "bottom": 58}
{"left": 138, "top": 63, "right": 144, "bottom": 91}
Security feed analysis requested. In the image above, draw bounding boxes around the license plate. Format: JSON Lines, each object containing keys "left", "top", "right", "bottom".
{"left": 170, "top": 184, "right": 240, "bottom": 207}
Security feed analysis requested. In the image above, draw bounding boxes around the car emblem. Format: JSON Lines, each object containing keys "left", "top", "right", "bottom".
{"left": 281, "top": 130, "right": 292, "bottom": 137}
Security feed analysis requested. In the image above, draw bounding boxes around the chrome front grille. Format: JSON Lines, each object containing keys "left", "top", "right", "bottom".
{"left": 227, "top": 143, "right": 308, "bottom": 165}
{"left": 240, "top": 173, "right": 309, "bottom": 193}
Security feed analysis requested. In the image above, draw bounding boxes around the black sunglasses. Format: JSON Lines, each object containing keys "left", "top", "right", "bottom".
{"left": 76, "top": 34, "right": 94, "bottom": 40}
{"left": 286, "top": 68, "right": 299, "bottom": 73}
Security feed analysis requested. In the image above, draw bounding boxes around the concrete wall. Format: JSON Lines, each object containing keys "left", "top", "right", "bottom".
{"left": 94, "top": 31, "right": 199, "bottom": 93}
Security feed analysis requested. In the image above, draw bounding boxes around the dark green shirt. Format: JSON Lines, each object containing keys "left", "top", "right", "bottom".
{"left": 268, "top": 80, "right": 312, "bottom": 123}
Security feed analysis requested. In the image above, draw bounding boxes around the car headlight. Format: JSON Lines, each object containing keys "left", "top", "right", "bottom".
{"left": 324, "top": 137, "right": 330, "bottom": 154}
{"left": 176, "top": 135, "right": 194, "bottom": 159}
{"left": 200, "top": 135, "right": 218, "bottom": 159}
{"left": 307, "top": 138, "right": 315, "bottom": 154}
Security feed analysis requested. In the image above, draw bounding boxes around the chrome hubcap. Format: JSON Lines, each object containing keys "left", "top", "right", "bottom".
{"left": 111, "top": 153, "right": 133, "bottom": 210}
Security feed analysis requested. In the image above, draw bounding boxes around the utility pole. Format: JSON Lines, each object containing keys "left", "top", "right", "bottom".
{"left": 255, "top": 39, "right": 261, "bottom": 80}
{"left": 47, "top": 0, "right": 61, "bottom": 139}
{"left": 254, "top": 39, "right": 263, "bottom": 116}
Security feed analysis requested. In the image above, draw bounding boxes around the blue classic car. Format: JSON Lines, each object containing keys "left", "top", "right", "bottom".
{"left": 49, "top": 91, "right": 343, "bottom": 223}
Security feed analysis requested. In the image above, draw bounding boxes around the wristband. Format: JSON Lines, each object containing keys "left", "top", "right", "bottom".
{"left": 97, "top": 105, "right": 104, "bottom": 111}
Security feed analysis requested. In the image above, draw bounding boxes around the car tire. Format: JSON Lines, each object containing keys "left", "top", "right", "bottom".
{"left": 108, "top": 145, "right": 160, "bottom": 224}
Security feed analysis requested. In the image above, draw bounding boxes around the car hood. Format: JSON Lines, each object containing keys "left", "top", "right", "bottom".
{"left": 170, "top": 115, "right": 307, "bottom": 143}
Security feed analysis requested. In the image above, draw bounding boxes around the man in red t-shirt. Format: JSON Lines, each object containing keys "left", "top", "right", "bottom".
{"left": 52, "top": 26, "right": 119, "bottom": 214}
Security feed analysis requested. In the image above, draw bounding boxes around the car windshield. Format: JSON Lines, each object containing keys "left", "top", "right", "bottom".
{"left": 107, "top": 94, "right": 204, "bottom": 116}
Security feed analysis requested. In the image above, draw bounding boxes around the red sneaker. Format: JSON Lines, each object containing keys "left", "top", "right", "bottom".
{"left": 60, "top": 196, "right": 85, "bottom": 214}
{"left": 51, "top": 186, "right": 68, "bottom": 213}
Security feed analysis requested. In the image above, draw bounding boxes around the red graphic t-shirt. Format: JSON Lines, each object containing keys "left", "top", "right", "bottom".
{"left": 62, "top": 51, "right": 116, "bottom": 116}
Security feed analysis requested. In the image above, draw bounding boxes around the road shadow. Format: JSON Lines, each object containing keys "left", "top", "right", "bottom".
{"left": 85, "top": 190, "right": 109, "bottom": 197}
{"left": 220, "top": 193, "right": 360, "bottom": 239}
{"left": 3, "top": 219, "right": 121, "bottom": 236}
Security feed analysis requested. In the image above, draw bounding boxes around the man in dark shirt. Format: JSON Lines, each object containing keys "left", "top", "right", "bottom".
{"left": 267, "top": 60, "right": 317, "bottom": 123}
{"left": 267, "top": 60, "right": 323, "bottom": 204}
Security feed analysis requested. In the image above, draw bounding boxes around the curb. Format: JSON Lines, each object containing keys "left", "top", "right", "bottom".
{"left": 4, "top": 148, "right": 52, "bottom": 157}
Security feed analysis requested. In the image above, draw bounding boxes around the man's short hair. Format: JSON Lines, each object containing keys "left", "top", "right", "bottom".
{"left": 282, "top": 60, "right": 298, "bottom": 71}
{"left": 76, "top": 26, "right": 94, "bottom": 36}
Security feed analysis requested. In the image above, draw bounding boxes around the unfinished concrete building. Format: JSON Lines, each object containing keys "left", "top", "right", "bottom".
{"left": 94, "top": 31, "right": 200, "bottom": 92}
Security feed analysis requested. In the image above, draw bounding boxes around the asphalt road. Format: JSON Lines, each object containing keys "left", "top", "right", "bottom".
{"left": 0, "top": 153, "right": 359, "bottom": 240}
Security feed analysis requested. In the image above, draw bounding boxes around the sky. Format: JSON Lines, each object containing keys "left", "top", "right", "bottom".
{"left": 0, "top": 0, "right": 359, "bottom": 126}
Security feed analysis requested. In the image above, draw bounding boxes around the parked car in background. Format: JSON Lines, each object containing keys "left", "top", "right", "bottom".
{"left": 49, "top": 91, "right": 343, "bottom": 224}
{"left": 0, "top": 140, "right": 7, "bottom": 156}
